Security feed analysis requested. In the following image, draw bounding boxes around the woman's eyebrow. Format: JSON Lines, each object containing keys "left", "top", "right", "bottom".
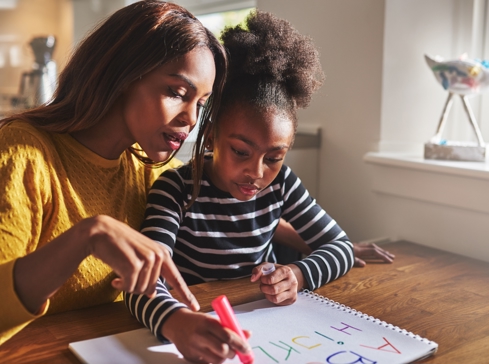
{"left": 169, "top": 73, "right": 196, "bottom": 90}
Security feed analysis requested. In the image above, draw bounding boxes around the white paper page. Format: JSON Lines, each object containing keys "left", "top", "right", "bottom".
{"left": 70, "top": 292, "right": 437, "bottom": 364}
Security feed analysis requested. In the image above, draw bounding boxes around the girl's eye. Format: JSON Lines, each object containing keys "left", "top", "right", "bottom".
{"left": 232, "top": 148, "right": 248, "bottom": 157}
{"left": 266, "top": 157, "right": 283, "bottom": 164}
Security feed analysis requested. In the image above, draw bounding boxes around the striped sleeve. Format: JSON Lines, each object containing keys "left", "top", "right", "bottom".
{"left": 124, "top": 280, "right": 186, "bottom": 343}
{"left": 140, "top": 168, "right": 189, "bottom": 254}
{"left": 281, "top": 166, "right": 354, "bottom": 290}
{"left": 124, "top": 168, "right": 190, "bottom": 342}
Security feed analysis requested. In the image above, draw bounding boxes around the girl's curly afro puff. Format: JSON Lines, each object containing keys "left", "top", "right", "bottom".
{"left": 219, "top": 10, "right": 324, "bottom": 118}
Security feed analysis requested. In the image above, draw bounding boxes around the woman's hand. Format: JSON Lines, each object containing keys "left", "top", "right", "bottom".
{"left": 14, "top": 215, "right": 198, "bottom": 314}
{"left": 250, "top": 263, "right": 300, "bottom": 306}
{"left": 353, "top": 243, "right": 395, "bottom": 267}
{"left": 162, "top": 309, "right": 252, "bottom": 364}
{"left": 85, "top": 215, "right": 197, "bottom": 309}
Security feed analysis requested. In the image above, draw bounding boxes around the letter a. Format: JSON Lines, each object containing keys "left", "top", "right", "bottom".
{"left": 360, "top": 337, "right": 401, "bottom": 354}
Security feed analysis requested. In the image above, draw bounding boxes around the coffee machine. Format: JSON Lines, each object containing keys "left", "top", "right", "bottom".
{"left": 18, "top": 35, "right": 57, "bottom": 108}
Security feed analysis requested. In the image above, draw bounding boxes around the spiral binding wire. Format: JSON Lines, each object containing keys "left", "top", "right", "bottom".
{"left": 300, "top": 290, "right": 437, "bottom": 347}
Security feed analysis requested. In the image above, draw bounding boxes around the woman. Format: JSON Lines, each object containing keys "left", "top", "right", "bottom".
{"left": 0, "top": 0, "right": 230, "bottom": 347}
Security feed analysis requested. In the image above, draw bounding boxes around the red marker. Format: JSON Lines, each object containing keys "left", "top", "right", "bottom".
{"left": 211, "top": 295, "right": 254, "bottom": 364}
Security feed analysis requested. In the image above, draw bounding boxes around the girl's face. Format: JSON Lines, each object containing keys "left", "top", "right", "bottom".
{"left": 122, "top": 47, "right": 216, "bottom": 162}
{"left": 207, "top": 105, "right": 295, "bottom": 201}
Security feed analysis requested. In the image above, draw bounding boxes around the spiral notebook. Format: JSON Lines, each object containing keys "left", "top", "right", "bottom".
{"left": 69, "top": 290, "right": 438, "bottom": 364}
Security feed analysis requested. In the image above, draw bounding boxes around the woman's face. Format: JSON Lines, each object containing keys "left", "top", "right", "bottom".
{"left": 206, "top": 104, "right": 295, "bottom": 201}
{"left": 122, "top": 47, "right": 216, "bottom": 162}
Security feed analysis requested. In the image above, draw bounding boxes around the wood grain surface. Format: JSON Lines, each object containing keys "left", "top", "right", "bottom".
{"left": 1, "top": 241, "right": 488, "bottom": 363}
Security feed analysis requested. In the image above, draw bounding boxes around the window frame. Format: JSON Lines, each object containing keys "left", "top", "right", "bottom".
{"left": 170, "top": 0, "right": 256, "bottom": 16}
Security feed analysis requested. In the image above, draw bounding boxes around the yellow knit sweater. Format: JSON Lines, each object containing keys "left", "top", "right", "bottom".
{"left": 0, "top": 121, "right": 181, "bottom": 345}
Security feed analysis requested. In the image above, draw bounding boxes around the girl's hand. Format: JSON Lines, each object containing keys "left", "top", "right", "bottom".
{"left": 162, "top": 309, "right": 252, "bottom": 364}
{"left": 250, "top": 263, "right": 299, "bottom": 305}
{"left": 353, "top": 243, "right": 395, "bottom": 267}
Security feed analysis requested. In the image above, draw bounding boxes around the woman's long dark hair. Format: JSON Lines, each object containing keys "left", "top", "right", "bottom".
{"left": 1, "top": 0, "right": 227, "bottom": 189}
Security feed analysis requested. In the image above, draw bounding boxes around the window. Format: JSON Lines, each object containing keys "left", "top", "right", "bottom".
{"left": 172, "top": 0, "right": 255, "bottom": 37}
{"left": 379, "top": 0, "right": 489, "bottom": 154}
{"left": 477, "top": 0, "right": 489, "bottom": 141}
{"left": 446, "top": 0, "right": 489, "bottom": 144}
{"left": 171, "top": 0, "right": 255, "bottom": 17}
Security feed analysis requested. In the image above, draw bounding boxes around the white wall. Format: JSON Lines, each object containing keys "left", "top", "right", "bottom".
{"left": 373, "top": 0, "right": 489, "bottom": 261}
{"left": 72, "top": 0, "right": 133, "bottom": 45}
{"left": 258, "top": 0, "right": 489, "bottom": 262}
{"left": 257, "top": 0, "right": 387, "bottom": 242}
{"left": 380, "top": 0, "right": 484, "bottom": 152}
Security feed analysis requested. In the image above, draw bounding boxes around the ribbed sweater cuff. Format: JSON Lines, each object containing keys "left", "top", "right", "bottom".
{"left": 0, "top": 259, "right": 49, "bottom": 345}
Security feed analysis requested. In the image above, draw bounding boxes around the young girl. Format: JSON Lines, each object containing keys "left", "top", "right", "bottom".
{"left": 126, "top": 10, "right": 354, "bottom": 364}
{"left": 0, "top": 1, "right": 227, "bottom": 346}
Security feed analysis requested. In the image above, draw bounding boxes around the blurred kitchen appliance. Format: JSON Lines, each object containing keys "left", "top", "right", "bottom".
{"left": 19, "top": 35, "right": 57, "bottom": 108}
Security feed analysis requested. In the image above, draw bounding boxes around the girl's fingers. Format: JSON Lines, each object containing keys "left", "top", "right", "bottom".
{"left": 259, "top": 265, "right": 290, "bottom": 285}
{"left": 259, "top": 267, "right": 298, "bottom": 305}
{"left": 243, "top": 329, "right": 252, "bottom": 340}
{"left": 201, "top": 319, "right": 251, "bottom": 360}
{"left": 250, "top": 264, "right": 266, "bottom": 282}
{"left": 260, "top": 278, "right": 292, "bottom": 295}
{"left": 264, "top": 288, "right": 297, "bottom": 305}
{"left": 354, "top": 243, "right": 395, "bottom": 264}
{"left": 193, "top": 347, "right": 228, "bottom": 364}
{"left": 354, "top": 257, "right": 367, "bottom": 267}
{"left": 184, "top": 323, "right": 241, "bottom": 363}
{"left": 216, "top": 329, "right": 251, "bottom": 360}
{"left": 201, "top": 334, "right": 234, "bottom": 361}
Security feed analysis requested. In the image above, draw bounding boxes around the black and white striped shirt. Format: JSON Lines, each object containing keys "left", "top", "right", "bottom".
{"left": 125, "top": 161, "right": 354, "bottom": 341}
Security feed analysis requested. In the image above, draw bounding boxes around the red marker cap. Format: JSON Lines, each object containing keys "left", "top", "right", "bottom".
{"left": 211, "top": 295, "right": 254, "bottom": 364}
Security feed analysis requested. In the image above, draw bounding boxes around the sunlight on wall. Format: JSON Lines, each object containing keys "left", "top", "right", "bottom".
{"left": 197, "top": 8, "right": 253, "bottom": 38}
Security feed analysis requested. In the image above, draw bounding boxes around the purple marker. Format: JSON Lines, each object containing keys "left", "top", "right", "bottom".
{"left": 261, "top": 263, "right": 276, "bottom": 276}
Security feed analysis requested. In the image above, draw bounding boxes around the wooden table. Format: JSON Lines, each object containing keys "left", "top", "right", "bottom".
{"left": 1, "top": 241, "right": 489, "bottom": 363}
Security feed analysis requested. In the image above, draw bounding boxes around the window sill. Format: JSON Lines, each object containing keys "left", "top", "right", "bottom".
{"left": 363, "top": 151, "right": 489, "bottom": 214}
{"left": 364, "top": 152, "right": 489, "bottom": 180}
